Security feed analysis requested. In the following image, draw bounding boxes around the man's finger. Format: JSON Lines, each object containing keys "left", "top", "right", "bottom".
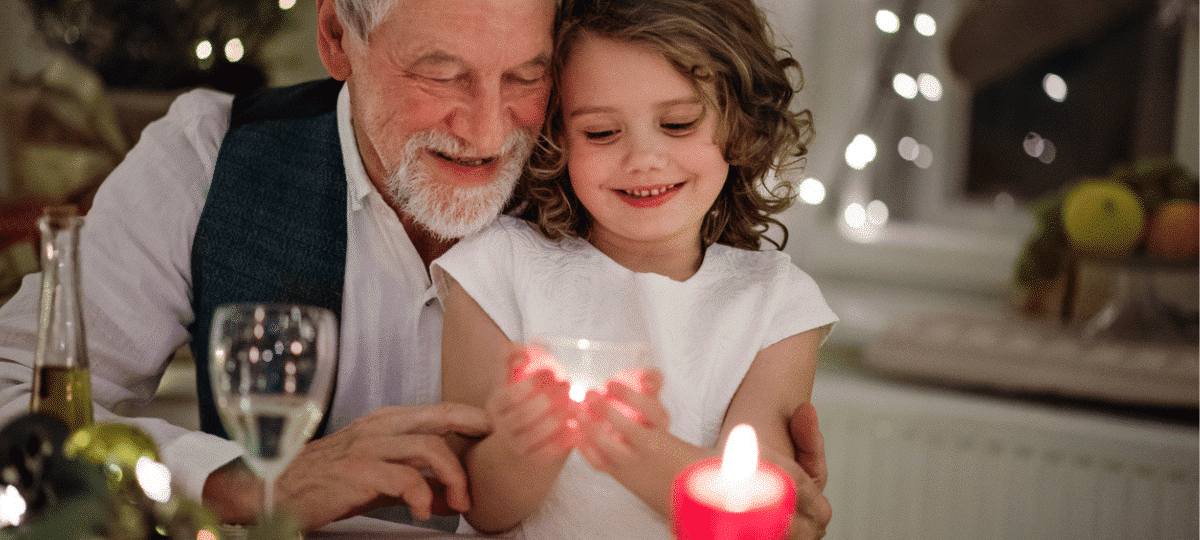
{"left": 368, "top": 402, "right": 493, "bottom": 438}
{"left": 789, "top": 403, "right": 827, "bottom": 491}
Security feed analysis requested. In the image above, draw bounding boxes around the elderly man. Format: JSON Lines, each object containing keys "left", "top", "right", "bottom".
{"left": 0, "top": 0, "right": 831, "bottom": 536}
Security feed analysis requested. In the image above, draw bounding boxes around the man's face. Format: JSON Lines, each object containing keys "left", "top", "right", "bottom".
{"left": 343, "top": 0, "right": 554, "bottom": 239}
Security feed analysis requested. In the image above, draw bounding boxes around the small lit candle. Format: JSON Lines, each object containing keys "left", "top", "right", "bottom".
{"left": 671, "top": 424, "right": 796, "bottom": 540}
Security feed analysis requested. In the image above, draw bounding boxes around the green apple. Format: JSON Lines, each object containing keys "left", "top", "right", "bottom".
{"left": 1061, "top": 179, "right": 1145, "bottom": 257}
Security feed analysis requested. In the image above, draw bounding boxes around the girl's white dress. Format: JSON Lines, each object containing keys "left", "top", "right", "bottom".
{"left": 432, "top": 215, "right": 837, "bottom": 539}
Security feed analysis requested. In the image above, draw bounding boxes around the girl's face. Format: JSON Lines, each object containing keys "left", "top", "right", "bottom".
{"left": 561, "top": 34, "right": 729, "bottom": 251}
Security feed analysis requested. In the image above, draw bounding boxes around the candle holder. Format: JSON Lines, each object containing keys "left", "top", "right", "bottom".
{"left": 529, "top": 336, "right": 654, "bottom": 402}
{"left": 671, "top": 425, "right": 796, "bottom": 540}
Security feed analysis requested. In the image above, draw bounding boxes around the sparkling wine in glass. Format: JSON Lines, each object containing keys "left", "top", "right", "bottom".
{"left": 209, "top": 303, "right": 337, "bottom": 518}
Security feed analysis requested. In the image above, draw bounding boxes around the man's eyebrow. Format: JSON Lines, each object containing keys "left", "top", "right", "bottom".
{"left": 409, "top": 51, "right": 463, "bottom": 68}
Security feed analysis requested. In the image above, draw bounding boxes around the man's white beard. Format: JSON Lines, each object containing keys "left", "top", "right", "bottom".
{"left": 386, "top": 129, "right": 533, "bottom": 241}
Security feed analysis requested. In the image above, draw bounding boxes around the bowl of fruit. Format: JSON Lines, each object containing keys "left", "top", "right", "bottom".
{"left": 1015, "top": 157, "right": 1198, "bottom": 342}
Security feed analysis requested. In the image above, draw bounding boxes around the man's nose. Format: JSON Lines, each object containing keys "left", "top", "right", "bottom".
{"left": 450, "top": 87, "right": 510, "bottom": 156}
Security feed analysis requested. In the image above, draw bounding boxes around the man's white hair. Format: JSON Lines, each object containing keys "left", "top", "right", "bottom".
{"left": 335, "top": 0, "right": 560, "bottom": 42}
{"left": 334, "top": 0, "right": 395, "bottom": 42}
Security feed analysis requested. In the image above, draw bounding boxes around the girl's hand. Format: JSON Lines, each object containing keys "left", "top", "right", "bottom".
{"left": 485, "top": 346, "right": 579, "bottom": 462}
{"left": 576, "top": 369, "right": 706, "bottom": 516}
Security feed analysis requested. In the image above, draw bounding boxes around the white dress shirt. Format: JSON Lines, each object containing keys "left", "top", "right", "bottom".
{"left": 0, "top": 84, "right": 444, "bottom": 503}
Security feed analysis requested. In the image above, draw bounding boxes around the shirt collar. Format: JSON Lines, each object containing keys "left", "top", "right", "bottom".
{"left": 337, "top": 84, "right": 375, "bottom": 212}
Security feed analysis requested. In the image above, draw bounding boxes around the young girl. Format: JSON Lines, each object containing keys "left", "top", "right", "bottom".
{"left": 434, "top": 0, "right": 836, "bottom": 537}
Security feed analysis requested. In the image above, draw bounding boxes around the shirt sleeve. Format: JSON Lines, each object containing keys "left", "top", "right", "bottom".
{"left": 431, "top": 216, "right": 524, "bottom": 342}
{"left": 763, "top": 258, "right": 839, "bottom": 349}
{"left": 0, "top": 87, "right": 245, "bottom": 502}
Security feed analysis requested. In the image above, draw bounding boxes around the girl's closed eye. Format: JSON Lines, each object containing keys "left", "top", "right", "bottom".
{"left": 583, "top": 128, "right": 621, "bottom": 142}
{"left": 660, "top": 118, "right": 699, "bottom": 134}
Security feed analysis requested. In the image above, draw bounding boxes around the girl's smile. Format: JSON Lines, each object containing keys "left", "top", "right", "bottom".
{"left": 561, "top": 33, "right": 729, "bottom": 275}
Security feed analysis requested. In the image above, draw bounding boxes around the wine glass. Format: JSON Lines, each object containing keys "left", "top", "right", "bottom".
{"left": 530, "top": 335, "right": 654, "bottom": 403}
{"left": 209, "top": 302, "right": 337, "bottom": 518}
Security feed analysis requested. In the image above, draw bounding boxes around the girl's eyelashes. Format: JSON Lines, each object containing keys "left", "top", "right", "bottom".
{"left": 583, "top": 129, "right": 620, "bottom": 141}
{"left": 661, "top": 119, "right": 699, "bottom": 133}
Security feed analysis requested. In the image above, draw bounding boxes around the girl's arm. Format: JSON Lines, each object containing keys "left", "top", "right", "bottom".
{"left": 441, "top": 276, "right": 577, "bottom": 533}
{"left": 577, "top": 328, "right": 824, "bottom": 519}
{"left": 719, "top": 328, "right": 823, "bottom": 473}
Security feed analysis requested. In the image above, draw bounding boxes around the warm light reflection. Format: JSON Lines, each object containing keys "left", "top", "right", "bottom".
{"left": 195, "top": 40, "right": 213, "bottom": 60}
{"left": 844, "top": 134, "right": 877, "bottom": 170}
{"left": 197, "top": 530, "right": 219, "bottom": 540}
{"left": 875, "top": 10, "right": 900, "bottom": 33}
{"left": 1043, "top": 73, "right": 1067, "bottom": 102}
{"left": 279, "top": 0, "right": 297, "bottom": 9}
{"left": 897, "top": 137, "right": 919, "bottom": 161}
{"left": 798, "top": 178, "right": 826, "bottom": 205}
{"left": 914, "top": 13, "right": 937, "bottom": 36}
{"left": 135, "top": 457, "right": 172, "bottom": 503}
{"left": 892, "top": 73, "right": 918, "bottom": 99}
{"left": 0, "top": 485, "right": 25, "bottom": 526}
{"left": 225, "top": 38, "right": 245, "bottom": 62}
{"left": 917, "top": 73, "right": 942, "bottom": 101}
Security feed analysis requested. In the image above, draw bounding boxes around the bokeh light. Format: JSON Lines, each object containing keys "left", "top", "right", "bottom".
{"left": 1043, "top": 73, "right": 1067, "bottom": 102}
{"left": 917, "top": 73, "right": 942, "bottom": 101}
{"left": 224, "top": 38, "right": 245, "bottom": 62}
{"left": 914, "top": 13, "right": 937, "bottom": 36}
{"left": 866, "top": 200, "right": 889, "bottom": 226}
{"left": 893, "top": 73, "right": 918, "bottom": 99}
{"left": 876, "top": 10, "right": 900, "bottom": 33}
{"left": 798, "top": 178, "right": 826, "bottom": 205}
{"left": 914, "top": 144, "right": 933, "bottom": 169}
{"left": 844, "top": 134, "right": 878, "bottom": 170}
{"left": 196, "top": 40, "right": 213, "bottom": 60}
{"left": 898, "top": 136, "right": 919, "bottom": 161}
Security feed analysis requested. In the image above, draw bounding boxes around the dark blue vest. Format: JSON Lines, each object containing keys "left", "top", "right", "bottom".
{"left": 188, "top": 79, "right": 346, "bottom": 440}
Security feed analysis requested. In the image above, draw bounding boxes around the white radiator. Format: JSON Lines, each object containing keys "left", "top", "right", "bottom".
{"left": 812, "top": 372, "right": 1199, "bottom": 540}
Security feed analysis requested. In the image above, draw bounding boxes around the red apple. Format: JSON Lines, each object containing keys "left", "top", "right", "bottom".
{"left": 1145, "top": 200, "right": 1199, "bottom": 261}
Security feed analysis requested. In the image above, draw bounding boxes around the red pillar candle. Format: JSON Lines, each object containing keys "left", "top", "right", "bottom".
{"left": 671, "top": 424, "right": 796, "bottom": 540}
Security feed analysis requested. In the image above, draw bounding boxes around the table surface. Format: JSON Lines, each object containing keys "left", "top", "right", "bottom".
{"left": 305, "top": 516, "right": 486, "bottom": 539}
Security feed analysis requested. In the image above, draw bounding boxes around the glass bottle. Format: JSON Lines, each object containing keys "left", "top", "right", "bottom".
{"left": 30, "top": 205, "right": 93, "bottom": 431}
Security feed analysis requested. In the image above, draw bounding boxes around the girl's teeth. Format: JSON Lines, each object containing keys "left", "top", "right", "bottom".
{"left": 625, "top": 184, "right": 676, "bottom": 198}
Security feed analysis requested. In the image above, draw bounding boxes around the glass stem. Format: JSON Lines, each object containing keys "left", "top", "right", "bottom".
{"left": 263, "top": 475, "right": 275, "bottom": 520}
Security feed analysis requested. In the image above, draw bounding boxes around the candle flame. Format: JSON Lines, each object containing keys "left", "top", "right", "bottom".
{"left": 720, "top": 424, "right": 758, "bottom": 482}
{"left": 716, "top": 424, "right": 759, "bottom": 513}
{"left": 569, "top": 382, "right": 587, "bottom": 402}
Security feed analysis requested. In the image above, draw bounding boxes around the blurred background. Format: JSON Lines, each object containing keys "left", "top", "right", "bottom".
{"left": 0, "top": 0, "right": 1197, "bottom": 538}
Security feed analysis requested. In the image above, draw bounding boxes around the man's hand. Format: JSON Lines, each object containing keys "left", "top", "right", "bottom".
{"left": 787, "top": 403, "right": 831, "bottom": 540}
{"left": 203, "top": 402, "right": 490, "bottom": 530}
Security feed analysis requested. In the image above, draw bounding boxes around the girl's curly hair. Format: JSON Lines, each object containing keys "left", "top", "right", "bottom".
{"left": 515, "top": 0, "right": 813, "bottom": 251}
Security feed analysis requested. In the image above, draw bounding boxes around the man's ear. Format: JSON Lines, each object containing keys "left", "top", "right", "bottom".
{"left": 316, "top": 0, "right": 352, "bottom": 80}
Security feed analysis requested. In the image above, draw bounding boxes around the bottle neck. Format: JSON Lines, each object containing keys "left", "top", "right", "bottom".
{"left": 35, "top": 214, "right": 87, "bottom": 370}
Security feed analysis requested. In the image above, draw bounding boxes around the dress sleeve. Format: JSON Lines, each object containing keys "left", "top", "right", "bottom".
{"left": 762, "top": 259, "right": 839, "bottom": 349}
{"left": 431, "top": 217, "right": 524, "bottom": 342}
{"left": 0, "top": 88, "right": 245, "bottom": 502}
